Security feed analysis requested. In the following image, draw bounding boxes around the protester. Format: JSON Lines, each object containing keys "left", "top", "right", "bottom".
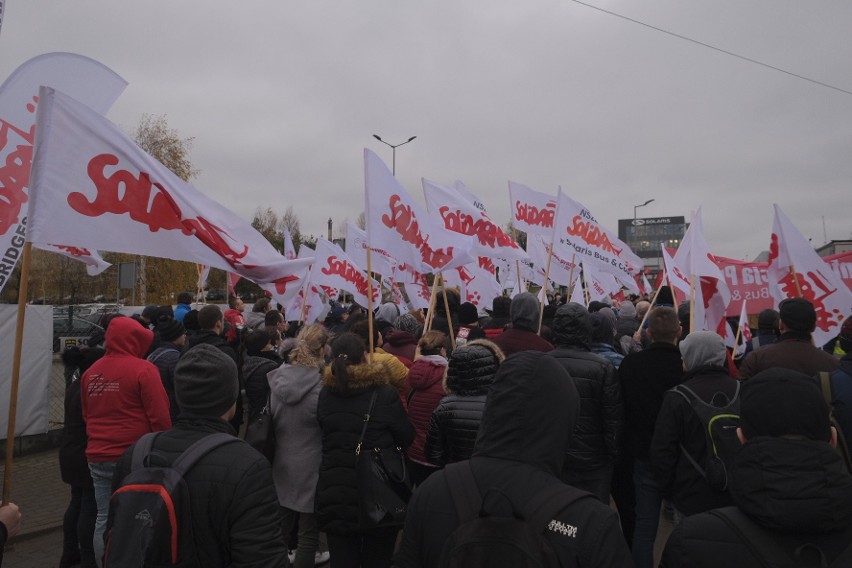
{"left": 751, "top": 308, "right": 780, "bottom": 350}
{"left": 80, "top": 316, "right": 172, "bottom": 567}
{"left": 405, "top": 331, "right": 449, "bottom": 485}
{"left": 315, "top": 332, "right": 414, "bottom": 568}
{"left": 549, "top": 303, "right": 623, "bottom": 502}
{"left": 429, "top": 288, "right": 460, "bottom": 339}
{"left": 650, "top": 331, "right": 737, "bottom": 518}
{"left": 829, "top": 317, "right": 852, "bottom": 445}
{"left": 374, "top": 302, "right": 401, "bottom": 338}
{"left": 59, "top": 346, "right": 105, "bottom": 568}
{"left": 490, "top": 292, "right": 553, "bottom": 357}
{"left": 147, "top": 315, "right": 187, "bottom": 422}
{"left": 173, "top": 292, "right": 193, "bottom": 322}
{"left": 187, "top": 305, "right": 243, "bottom": 430}
{"left": 323, "top": 304, "right": 349, "bottom": 338}
{"left": 395, "top": 352, "right": 632, "bottom": 568}
{"left": 660, "top": 368, "right": 852, "bottom": 567}
{"left": 618, "top": 306, "right": 683, "bottom": 568}
{"left": 425, "top": 339, "right": 504, "bottom": 467}
{"left": 382, "top": 312, "right": 421, "bottom": 362}
{"left": 349, "top": 319, "right": 410, "bottom": 389}
{"left": 245, "top": 297, "right": 272, "bottom": 330}
{"left": 268, "top": 324, "right": 331, "bottom": 568}
{"left": 739, "top": 298, "right": 839, "bottom": 379}
{"left": 242, "top": 329, "right": 282, "bottom": 427}
{"left": 590, "top": 310, "right": 626, "bottom": 369}
{"left": 481, "top": 295, "right": 511, "bottom": 338}
{"left": 455, "top": 302, "right": 486, "bottom": 346}
{"left": 111, "top": 344, "right": 288, "bottom": 567}
{"left": 224, "top": 295, "right": 247, "bottom": 345}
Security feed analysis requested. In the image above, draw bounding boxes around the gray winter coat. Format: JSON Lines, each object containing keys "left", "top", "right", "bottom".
{"left": 268, "top": 363, "right": 324, "bottom": 512}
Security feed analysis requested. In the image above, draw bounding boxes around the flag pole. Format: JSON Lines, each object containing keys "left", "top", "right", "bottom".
{"left": 689, "top": 275, "right": 696, "bottom": 334}
{"left": 638, "top": 272, "right": 668, "bottom": 331}
{"left": 366, "top": 248, "right": 375, "bottom": 358}
{"left": 789, "top": 264, "right": 804, "bottom": 298}
{"left": 3, "top": 242, "right": 32, "bottom": 503}
{"left": 538, "top": 244, "right": 554, "bottom": 334}
{"left": 424, "top": 274, "right": 440, "bottom": 332}
{"left": 439, "top": 274, "right": 456, "bottom": 351}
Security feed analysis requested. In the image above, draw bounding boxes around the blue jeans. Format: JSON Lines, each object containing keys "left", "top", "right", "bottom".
{"left": 632, "top": 458, "right": 662, "bottom": 568}
{"left": 88, "top": 461, "right": 117, "bottom": 568}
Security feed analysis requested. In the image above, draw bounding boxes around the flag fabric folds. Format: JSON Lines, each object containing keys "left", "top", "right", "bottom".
{"left": 28, "top": 87, "right": 313, "bottom": 299}
{"left": 0, "top": 53, "right": 127, "bottom": 294}
{"left": 363, "top": 149, "right": 473, "bottom": 274}
{"left": 768, "top": 204, "right": 851, "bottom": 348}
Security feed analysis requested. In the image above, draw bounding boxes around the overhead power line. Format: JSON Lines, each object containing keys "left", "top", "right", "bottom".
{"left": 571, "top": 0, "right": 852, "bottom": 98}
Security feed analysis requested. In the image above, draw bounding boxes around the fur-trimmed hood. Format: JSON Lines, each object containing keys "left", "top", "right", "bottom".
{"left": 321, "top": 360, "right": 395, "bottom": 394}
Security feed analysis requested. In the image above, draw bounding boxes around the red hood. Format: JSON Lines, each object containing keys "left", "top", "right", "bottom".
{"left": 105, "top": 317, "right": 153, "bottom": 357}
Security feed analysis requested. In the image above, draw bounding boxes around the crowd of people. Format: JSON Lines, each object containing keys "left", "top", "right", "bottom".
{"left": 44, "top": 285, "right": 852, "bottom": 568}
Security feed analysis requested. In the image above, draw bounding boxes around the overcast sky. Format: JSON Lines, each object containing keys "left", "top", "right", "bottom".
{"left": 2, "top": 0, "right": 850, "bottom": 263}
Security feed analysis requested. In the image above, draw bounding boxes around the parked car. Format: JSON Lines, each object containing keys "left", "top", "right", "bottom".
{"left": 53, "top": 317, "right": 103, "bottom": 353}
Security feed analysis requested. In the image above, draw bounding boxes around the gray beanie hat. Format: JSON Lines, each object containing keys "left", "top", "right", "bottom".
{"left": 679, "top": 330, "right": 726, "bottom": 370}
{"left": 175, "top": 344, "right": 239, "bottom": 417}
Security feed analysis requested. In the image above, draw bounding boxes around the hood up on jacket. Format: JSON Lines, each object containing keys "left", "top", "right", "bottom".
{"left": 268, "top": 363, "right": 323, "bottom": 406}
{"left": 509, "top": 293, "right": 540, "bottom": 332}
{"left": 552, "top": 302, "right": 593, "bottom": 349}
{"left": 105, "top": 316, "right": 153, "bottom": 358}
{"left": 473, "top": 351, "right": 580, "bottom": 477}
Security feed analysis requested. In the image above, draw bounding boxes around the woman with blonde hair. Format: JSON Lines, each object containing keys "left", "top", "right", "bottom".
{"left": 267, "top": 323, "right": 330, "bottom": 568}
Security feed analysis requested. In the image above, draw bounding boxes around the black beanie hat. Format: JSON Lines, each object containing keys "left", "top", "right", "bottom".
{"left": 740, "top": 368, "right": 831, "bottom": 442}
{"left": 175, "top": 344, "right": 239, "bottom": 417}
{"left": 183, "top": 310, "right": 200, "bottom": 331}
{"left": 458, "top": 302, "right": 479, "bottom": 326}
{"left": 779, "top": 297, "right": 816, "bottom": 332}
{"left": 157, "top": 318, "right": 186, "bottom": 342}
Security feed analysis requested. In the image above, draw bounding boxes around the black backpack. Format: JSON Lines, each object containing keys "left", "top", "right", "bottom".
{"left": 671, "top": 381, "right": 741, "bottom": 492}
{"left": 711, "top": 506, "right": 852, "bottom": 568}
{"left": 104, "top": 432, "right": 239, "bottom": 567}
{"left": 439, "top": 461, "right": 589, "bottom": 568}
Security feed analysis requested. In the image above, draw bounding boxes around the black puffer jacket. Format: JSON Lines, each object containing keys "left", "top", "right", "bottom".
{"left": 425, "top": 340, "right": 502, "bottom": 466}
{"left": 661, "top": 437, "right": 852, "bottom": 567}
{"left": 550, "top": 304, "right": 623, "bottom": 474}
{"left": 315, "top": 361, "right": 415, "bottom": 535}
{"left": 112, "top": 417, "right": 288, "bottom": 567}
{"left": 242, "top": 355, "right": 279, "bottom": 422}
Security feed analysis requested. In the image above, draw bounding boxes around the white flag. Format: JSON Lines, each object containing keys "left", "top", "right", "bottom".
{"left": 508, "top": 181, "right": 557, "bottom": 237}
{"left": 0, "top": 53, "right": 127, "bottom": 293}
{"left": 673, "top": 208, "right": 731, "bottom": 334}
{"left": 310, "top": 238, "right": 381, "bottom": 308}
{"left": 37, "top": 243, "right": 111, "bottom": 276}
{"left": 364, "top": 149, "right": 473, "bottom": 273}
{"left": 346, "top": 223, "right": 396, "bottom": 276}
{"left": 569, "top": 276, "right": 586, "bottom": 306}
{"left": 527, "top": 234, "right": 579, "bottom": 288}
{"left": 768, "top": 204, "right": 852, "bottom": 348}
{"left": 424, "top": 178, "right": 528, "bottom": 262}
{"left": 28, "top": 87, "right": 313, "bottom": 301}
{"left": 283, "top": 227, "right": 297, "bottom": 260}
{"left": 552, "top": 189, "right": 642, "bottom": 293}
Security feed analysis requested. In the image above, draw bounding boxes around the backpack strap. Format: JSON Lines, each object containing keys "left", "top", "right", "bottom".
{"left": 406, "top": 387, "right": 417, "bottom": 407}
{"left": 130, "top": 432, "right": 159, "bottom": 471}
{"left": 444, "top": 462, "right": 483, "bottom": 524}
{"left": 355, "top": 390, "right": 379, "bottom": 457}
{"left": 169, "top": 433, "right": 242, "bottom": 477}
{"left": 522, "top": 483, "right": 590, "bottom": 532}
{"left": 709, "top": 507, "right": 796, "bottom": 568}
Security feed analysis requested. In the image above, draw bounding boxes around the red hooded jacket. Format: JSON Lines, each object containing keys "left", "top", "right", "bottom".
{"left": 81, "top": 317, "right": 172, "bottom": 462}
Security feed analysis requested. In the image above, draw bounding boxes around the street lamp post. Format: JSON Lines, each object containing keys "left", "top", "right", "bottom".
{"left": 634, "top": 198, "right": 655, "bottom": 219}
{"left": 372, "top": 134, "right": 417, "bottom": 175}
